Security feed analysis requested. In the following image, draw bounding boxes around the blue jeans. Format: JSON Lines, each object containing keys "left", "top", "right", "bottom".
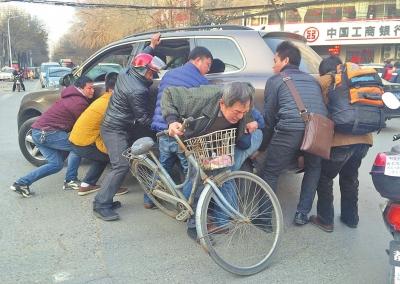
{"left": 144, "top": 135, "right": 189, "bottom": 205}
{"left": 94, "top": 126, "right": 130, "bottom": 210}
{"left": 72, "top": 144, "right": 109, "bottom": 185}
{"left": 185, "top": 130, "right": 263, "bottom": 228}
{"left": 17, "top": 129, "right": 80, "bottom": 186}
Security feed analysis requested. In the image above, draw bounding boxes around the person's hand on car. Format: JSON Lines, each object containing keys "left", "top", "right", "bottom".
{"left": 150, "top": 32, "right": 161, "bottom": 49}
{"left": 168, "top": 122, "right": 184, "bottom": 136}
{"left": 245, "top": 121, "right": 258, "bottom": 133}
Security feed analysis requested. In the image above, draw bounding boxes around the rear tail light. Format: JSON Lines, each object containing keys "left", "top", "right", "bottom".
{"left": 386, "top": 203, "right": 400, "bottom": 231}
{"left": 373, "top": 153, "right": 387, "bottom": 167}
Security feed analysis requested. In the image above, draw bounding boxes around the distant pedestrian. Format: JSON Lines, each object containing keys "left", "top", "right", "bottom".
{"left": 11, "top": 76, "right": 94, "bottom": 197}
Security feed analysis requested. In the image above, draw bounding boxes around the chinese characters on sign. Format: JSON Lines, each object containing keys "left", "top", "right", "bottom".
{"left": 327, "top": 24, "right": 400, "bottom": 39}
{"left": 384, "top": 155, "right": 400, "bottom": 177}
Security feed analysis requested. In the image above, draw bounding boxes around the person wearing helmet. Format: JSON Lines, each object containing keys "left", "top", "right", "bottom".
{"left": 93, "top": 33, "right": 166, "bottom": 221}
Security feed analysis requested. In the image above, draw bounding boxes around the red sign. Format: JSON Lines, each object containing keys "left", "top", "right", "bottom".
{"left": 303, "top": 27, "right": 319, "bottom": 43}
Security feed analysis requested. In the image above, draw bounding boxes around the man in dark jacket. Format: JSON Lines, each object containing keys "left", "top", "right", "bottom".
{"left": 11, "top": 76, "right": 94, "bottom": 197}
{"left": 93, "top": 48, "right": 166, "bottom": 221}
{"left": 259, "top": 41, "right": 328, "bottom": 225}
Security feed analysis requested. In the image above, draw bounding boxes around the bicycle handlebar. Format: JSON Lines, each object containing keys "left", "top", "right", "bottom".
{"left": 394, "top": 134, "right": 400, "bottom": 141}
{"left": 155, "top": 116, "right": 204, "bottom": 138}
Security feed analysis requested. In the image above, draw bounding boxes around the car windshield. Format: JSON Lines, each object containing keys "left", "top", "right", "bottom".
{"left": 48, "top": 69, "right": 70, "bottom": 77}
{"left": 263, "top": 37, "right": 320, "bottom": 74}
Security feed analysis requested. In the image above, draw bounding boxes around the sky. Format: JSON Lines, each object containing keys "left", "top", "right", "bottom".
{"left": 5, "top": 2, "right": 75, "bottom": 53}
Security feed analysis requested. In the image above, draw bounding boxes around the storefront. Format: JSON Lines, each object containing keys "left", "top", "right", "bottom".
{"left": 250, "top": 19, "right": 400, "bottom": 63}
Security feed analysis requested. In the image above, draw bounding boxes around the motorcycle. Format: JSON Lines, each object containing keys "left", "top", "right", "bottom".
{"left": 370, "top": 92, "right": 400, "bottom": 284}
{"left": 14, "top": 74, "right": 21, "bottom": 92}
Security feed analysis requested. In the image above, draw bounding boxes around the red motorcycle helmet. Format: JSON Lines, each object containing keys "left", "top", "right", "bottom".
{"left": 132, "top": 53, "right": 165, "bottom": 75}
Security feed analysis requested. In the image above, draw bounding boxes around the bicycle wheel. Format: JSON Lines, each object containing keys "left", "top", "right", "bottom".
{"left": 196, "top": 171, "right": 283, "bottom": 275}
{"left": 132, "top": 158, "right": 179, "bottom": 218}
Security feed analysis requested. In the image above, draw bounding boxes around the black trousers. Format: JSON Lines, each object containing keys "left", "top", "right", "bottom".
{"left": 316, "top": 144, "right": 370, "bottom": 225}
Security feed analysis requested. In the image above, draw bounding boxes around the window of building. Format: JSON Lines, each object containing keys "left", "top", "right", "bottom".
{"left": 342, "top": 6, "right": 356, "bottom": 20}
{"left": 285, "top": 9, "right": 301, "bottom": 23}
{"left": 367, "top": 4, "right": 385, "bottom": 19}
{"left": 346, "top": 47, "right": 374, "bottom": 64}
{"left": 322, "top": 7, "right": 342, "bottom": 22}
{"left": 196, "top": 38, "right": 244, "bottom": 73}
{"left": 268, "top": 13, "right": 281, "bottom": 25}
{"left": 385, "top": 4, "right": 400, "bottom": 18}
{"left": 304, "top": 8, "right": 322, "bottom": 23}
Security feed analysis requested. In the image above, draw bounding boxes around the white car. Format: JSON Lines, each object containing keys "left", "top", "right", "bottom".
{"left": 0, "top": 67, "right": 15, "bottom": 81}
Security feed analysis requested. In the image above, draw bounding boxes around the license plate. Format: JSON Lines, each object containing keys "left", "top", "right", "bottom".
{"left": 390, "top": 241, "right": 400, "bottom": 266}
{"left": 385, "top": 155, "right": 400, "bottom": 177}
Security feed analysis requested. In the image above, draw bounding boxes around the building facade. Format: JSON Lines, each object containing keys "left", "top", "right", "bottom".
{"left": 244, "top": 0, "right": 400, "bottom": 63}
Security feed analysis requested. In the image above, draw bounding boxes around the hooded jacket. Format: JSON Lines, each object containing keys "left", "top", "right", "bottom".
{"left": 32, "top": 85, "right": 90, "bottom": 132}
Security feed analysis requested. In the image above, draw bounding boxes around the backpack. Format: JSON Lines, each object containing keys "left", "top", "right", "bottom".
{"left": 327, "top": 62, "right": 386, "bottom": 135}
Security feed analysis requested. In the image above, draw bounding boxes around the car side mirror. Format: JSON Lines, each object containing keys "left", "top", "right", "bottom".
{"left": 60, "top": 73, "right": 75, "bottom": 87}
{"left": 382, "top": 92, "right": 400, "bottom": 109}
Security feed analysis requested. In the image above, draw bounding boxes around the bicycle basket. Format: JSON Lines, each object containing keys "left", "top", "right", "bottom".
{"left": 184, "top": 128, "right": 236, "bottom": 170}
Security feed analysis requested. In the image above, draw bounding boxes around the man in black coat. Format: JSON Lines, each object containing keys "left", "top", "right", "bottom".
{"left": 93, "top": 34, "right": 165, "bottom": 221}
{"left": 259, "top": 41, "right": 328, "bottom": 225}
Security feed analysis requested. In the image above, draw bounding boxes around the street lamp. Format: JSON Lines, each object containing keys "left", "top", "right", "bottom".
{"left": 7, "top": 15, "right": 22, "bottom": 67}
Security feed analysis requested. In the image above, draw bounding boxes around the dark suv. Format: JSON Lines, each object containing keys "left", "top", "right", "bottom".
{"left": 17, "top": 25, "right": 321, "bottom": 166}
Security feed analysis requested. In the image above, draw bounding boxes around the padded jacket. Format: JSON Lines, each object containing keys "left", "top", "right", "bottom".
{"left": 102, "top": 67, "right": 153, "bottom": 132}
{"left": 260, "top": 64, "right": 328, "bottom": 151}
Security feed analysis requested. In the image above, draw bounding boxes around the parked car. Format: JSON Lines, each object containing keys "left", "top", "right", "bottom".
{"left": 17, "top": 24, "right": 321, "bottom": 166}
{"left": 39, "top": 62, "right": 61, "bottom": 88}
{"left": 43, "top": 67, "right": 72, "bottom": 88}
{"left": 360, "top": 63, "right": 398, "bottom": 81}
{"left": 0, "top": 66, "right": 16, "bottom": 81}
{"left": 382, "top": 79, "right": 400, "bottom": 118}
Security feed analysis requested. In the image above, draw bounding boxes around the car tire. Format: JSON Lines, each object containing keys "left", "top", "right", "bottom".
{"left": 18, "top": 117, "right": 47, "bottom": 167}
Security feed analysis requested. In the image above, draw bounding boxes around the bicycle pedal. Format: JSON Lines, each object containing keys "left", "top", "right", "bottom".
{"left": 175, "top": 210, "right": 190, "bottom": 221}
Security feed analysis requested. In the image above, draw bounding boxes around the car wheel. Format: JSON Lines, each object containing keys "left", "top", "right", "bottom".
{"left": 18, "top": 117, "right": 46, "bottom": 167}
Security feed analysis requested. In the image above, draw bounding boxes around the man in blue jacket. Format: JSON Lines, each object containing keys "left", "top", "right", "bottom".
{"left": 148, "top": 46, "right": 213, "bottom": 208}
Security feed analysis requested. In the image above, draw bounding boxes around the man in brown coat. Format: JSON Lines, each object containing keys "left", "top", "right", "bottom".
{"left": 310, "top": 56, "right": 373, "bottom": 232}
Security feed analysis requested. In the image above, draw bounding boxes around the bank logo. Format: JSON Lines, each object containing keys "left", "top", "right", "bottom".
{"left": 304, "top": 27, "right": 319, "bottom": 42}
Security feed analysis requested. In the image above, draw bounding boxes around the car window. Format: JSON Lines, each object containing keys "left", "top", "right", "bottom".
{"left": 83, "top": 45, "right": 133, "bottom": 82}
{"left": 151, "top": 38, "right": 191, "bottom": 78}
{"left": 48, "top": 68, "right": 71, "bottom": 77}
{"left": 263, "top": 37, "right": 320, "bottom": 74}
{"left": 195, "top": 38, "right": 244, "bottom": 73}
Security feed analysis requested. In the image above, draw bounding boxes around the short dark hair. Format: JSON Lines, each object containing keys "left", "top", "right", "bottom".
{"left": 188, "top": 46, "right": 213, "bottom": 61}
{"left": 105, "top": 72, "right": 118, "bottom": 91}
{"left": 74, "top": 76, "right": 93, "bottom": 88}
{"left": 319, "top": 56, "right": 343, "bottom": 76}
{"left": 276, "top": 41, "right": 301, "bottom": 67}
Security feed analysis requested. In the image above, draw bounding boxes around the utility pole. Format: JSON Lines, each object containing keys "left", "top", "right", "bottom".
{"left": 7, "top": 15, "right": 22, "bottom": 67}
{"left": 270, "top": 0, "right": 284, "bottom": 31}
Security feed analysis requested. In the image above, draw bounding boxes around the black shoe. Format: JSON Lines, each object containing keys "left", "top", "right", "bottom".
{"left": 93, "top": 208, "right": 120, "bottom": 221}
{"left": 187, "top": 228, "right": 198, "bottom": 242}
{"left": 294, "top": 211, "right": 308, "bottom": 225}
{"left": 112, "top": 201, "right": 122, "bottom": 210}
{"left": 251, "top": 218, "right": 273, "bottom": 233}
{"left": 340, "top": 216, "right": 358, "bottom": 228}
{"left": 310, "top": 215, "right": 333, "bottom": 232}
{"left": 10, "top": 182, "right": 32, "bottom": 198}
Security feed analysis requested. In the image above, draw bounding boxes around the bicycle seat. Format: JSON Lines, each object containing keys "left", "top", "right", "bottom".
{"left": 130, "top": 137, "right": 155, "bottom": 155}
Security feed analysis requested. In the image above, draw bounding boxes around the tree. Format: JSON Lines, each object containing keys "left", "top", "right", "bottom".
{"left": 0, "top": 7, "right": 49, "bottom": 67}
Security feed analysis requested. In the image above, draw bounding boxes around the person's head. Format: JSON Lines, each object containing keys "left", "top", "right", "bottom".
{"left": 208, "top": 58, "right": 225, "bottom": 74}
{"left": 273, "top": 41, "right": 301, "bottom": 74}
{"left": 132, "top": 53, "right": 166, "bottom": 80}
{"left": 105, "top": 72, "right": 118, "bottom": 92}
{"left": 189, "top": 46, "right": 213, "bottom": 75}
{"left": 319, "top": 55, "right": 343, "bottom": 76}
{"left": 394, "top": 62, "right": 400, "bottom": 69}
{"left": 220, "top": 82, "right": 254, "bottom": 124}
{"left": 74, "top": 76, "right": 94, "bottom": 99}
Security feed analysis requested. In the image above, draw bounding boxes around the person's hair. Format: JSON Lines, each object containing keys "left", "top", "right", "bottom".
{"left": 188, "top": 46, "right": 213, "bottom": 61}
{"left": 74, "top": 76, "right": 93, "bottom": 88}
{"left": 105, "top": 72, "right": 118, "bottom": 92}
{"left": 208, "top": 58, "right": 225, "bottom": 74}
{"left": 222, "top": 82, "right": 254, "bottom": 107}
{"left": 319, "top": 55, "right": 343, "bottom": 76}
{"left": 276, "top": 41, "right": 301, "bottom": 67}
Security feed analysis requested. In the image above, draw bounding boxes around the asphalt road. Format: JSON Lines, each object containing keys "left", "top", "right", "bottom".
{"left": 0, "top": 79, "right": 395, "bottom": 283}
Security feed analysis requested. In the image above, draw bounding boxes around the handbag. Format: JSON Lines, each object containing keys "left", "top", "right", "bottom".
{"left": 282, "top": 73, "right": 334, "bottom": 160}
